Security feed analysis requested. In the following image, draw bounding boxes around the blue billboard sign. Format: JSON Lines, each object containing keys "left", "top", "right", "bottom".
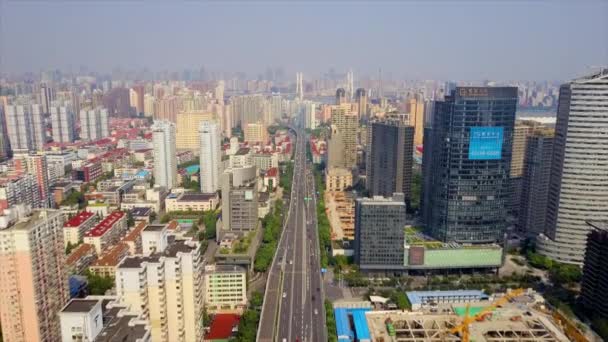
{"left": 469, "top": 127, "right": 503, "bottom": 160}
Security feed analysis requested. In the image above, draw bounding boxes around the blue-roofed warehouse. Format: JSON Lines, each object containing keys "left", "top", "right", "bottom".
{"left": 333, "top": 307, "right": 372, "bottom": 342}
{"left": 406, "top": 290, "right": 489, "bottom": 310}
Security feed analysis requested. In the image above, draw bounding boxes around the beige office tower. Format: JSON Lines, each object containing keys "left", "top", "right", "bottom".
{"left": 328, "top": 105, "right": 358, "bottom": 169}
{"left": 244, "top": 121, "right": 268, "bottom": 143}
{"left": 176, "top": 110, "right": 215, "bottom": 151}
{"left": 406, "top": 96, "right": 425, "bottom": 147}
{"left": 222, "top": 103, "right": 233, "bottom": 137}
{"left": 0, "top": 207, "right": 68, "bottom": 342}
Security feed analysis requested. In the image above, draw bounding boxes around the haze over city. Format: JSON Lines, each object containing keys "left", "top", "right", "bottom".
{"left": 1, "top": 1, "right": 608, "bottom": 342}
{"left": 1, "top": 1, "right": 607, "bottom": 80}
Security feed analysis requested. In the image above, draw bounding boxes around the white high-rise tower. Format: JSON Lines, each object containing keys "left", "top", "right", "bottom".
{"left": 346, "top": 69, "right": 354, "bottom": 100}
{"left": 199, "top": 121, "right": 221, "bottom": 193}
{"left": 536, "top": 68, "right": 608, "bottom": 265}
{"left": 152, "top": 120, "right": 177, "bottom": 189}
{"left": 296, "top": 72, "right": 303, "bottom": 101}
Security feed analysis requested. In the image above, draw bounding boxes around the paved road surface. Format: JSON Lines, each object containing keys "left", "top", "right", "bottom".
{"left": 258, "top": 127, "right": 326, "bottom": 342}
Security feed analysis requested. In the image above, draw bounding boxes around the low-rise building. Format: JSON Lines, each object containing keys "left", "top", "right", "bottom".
{"left": 123, "top": 221, "right": 148, "bottom": 255}
{"left": 83, "top": 211, "right": 127, "bottom": 254}
{"left": 89, "top": 242, "right": 130, "bottom": 278}
{"left": 263, "top": 167, "right": 279, "bottom": 191}
{"left": 63, "top": 211, "right": 97, "bottom": 247}
{"left": 165, "top": 192, "right": 219, "bottom": 212}
{"left": 204, "top": 265, "right": 248, "bottom": 314}
{"left": 66, "top": 243, "right": 97, "bottom": 275}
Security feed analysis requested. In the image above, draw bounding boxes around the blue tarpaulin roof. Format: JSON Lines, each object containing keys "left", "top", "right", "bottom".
{"left": 333, "top": 307, "right": 371, "bottom": 342}
{"left": 352, "top": 309, "right": 371, "bottom": 341}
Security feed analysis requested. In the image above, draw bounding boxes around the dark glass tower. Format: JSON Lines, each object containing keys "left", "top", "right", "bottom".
{"left": 422, "top": 87, "right": 517, "bottom": 243}
{"left": 367, "top": 117, "right": 414, "bottom": 202}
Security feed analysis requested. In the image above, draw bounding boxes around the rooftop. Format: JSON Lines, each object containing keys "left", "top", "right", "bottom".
{"left": 91, "top": 243, "right": 130, "bottom": 267}
{"left": 64, "top": 211, "right": 95, "bottom": 227}
{"left": 235, "top": 147, "right": 250, "bottom": 156}
{"left": 66, "top": 243, "right": 95, "bottom": 265}
{"left": 130, "top": 207, "right": 152, "bottom": 216}
{"left": 84, "top": 211, "right": 125, "bottom": 237}
{"left": 117, "top": 255, "right": 161, "bottom": 269}
{"left": 407, "top": 290, "right": 489, "bottom": 306}
{"left": 265, "top": 167, "right": 278, "bottom": 177}
{"left": 164, "top": 239, "right": 197, "bottom": 257}
{"left": 179, "top": 192, "right": 217, "bottom": 202}
{"left": 144, "top": 224, "right": 167, "bottom": 232}
{"left": 123, "top": 221, "right": 148, "bottom": 242}
{"left": 61, "top": 299, "right": 100, "bottom": 313}
{"left": 96, "top": 307, "right": 149, "bottom": 342}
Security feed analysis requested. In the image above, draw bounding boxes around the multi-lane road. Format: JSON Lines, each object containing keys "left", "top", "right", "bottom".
{"left": 258, "top": 126, "right": 326, "bottom": 342}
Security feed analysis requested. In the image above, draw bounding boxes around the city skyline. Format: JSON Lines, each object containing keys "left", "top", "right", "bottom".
{"left": 1, "top": 2, "right": 607, "bottom": 81}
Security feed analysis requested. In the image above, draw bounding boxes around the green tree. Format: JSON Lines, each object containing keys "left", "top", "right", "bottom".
{"left": 390, "top": 291, "right": 412, "bottom": 310}
{"left": 84, "top": 270, "right": 114, "bottom": 295}
{"left": 325, "top": 300, "right": 338, "bottom": 342}
{"left": 234, "top": 309, "right": 259, "bottom": 341}
{"left": 250, "top": 291, "right": 264, "bottom": 309}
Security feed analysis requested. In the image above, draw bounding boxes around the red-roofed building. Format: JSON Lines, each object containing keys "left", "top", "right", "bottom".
{"left": 205, "top": 314, "right": 240, "bottom": 341}
{"left": 63, "top": 211, "right": 98, "bottom": 248}
{"left": 83, "top": 211, "right": 127, "bottom": 254}
{"left": 263, "top": 167, "right": 279, "bottom": 190}
{"left": 66, "top": 243, "right": 97, "bottom": 275}
{"left": 88, "top": 242, "right": 130, "bottom": 278}
{"left": 72, "top": 161, "right": 103, "bottom": 183}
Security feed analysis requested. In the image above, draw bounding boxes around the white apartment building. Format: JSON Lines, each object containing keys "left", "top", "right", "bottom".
{"left": 5, "top": 103, "right": 46, "bottom": 152}
{"left": 115, "top": 238, "right": 203, "bottom": 342}
{"left": 79, "top": 107, "right": 109, "bottom": 141}
{"left": 199, "top": 121, "right": 221, "bottom": 193}
{"left": 50, "top": 104, "right": 76, "bottom": 143}
{"left": 152, "top": 120, "right": 177, "bottom": 189}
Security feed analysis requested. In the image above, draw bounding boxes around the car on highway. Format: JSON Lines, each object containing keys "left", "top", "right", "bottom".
{"left": 283, "top": 292, "right": 287, "bottom": 298}
{"left": 289, "top": 260, "right": 293, "bottom": 265}
{"left": 314, "top": 309, "right": 318, "bottom": 315}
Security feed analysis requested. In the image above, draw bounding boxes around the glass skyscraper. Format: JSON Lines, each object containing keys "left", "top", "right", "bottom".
{"left": 422, "top": 87, "right": 517, "bottom": 243}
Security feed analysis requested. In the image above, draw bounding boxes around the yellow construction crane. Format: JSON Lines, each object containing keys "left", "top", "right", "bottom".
{"left": 448, "top": 288, "right": 525, "bottom": 342}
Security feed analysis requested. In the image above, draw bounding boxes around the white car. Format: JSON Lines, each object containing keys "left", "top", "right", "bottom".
{"left": 314, "top": 309, "right": 318, "bottom": 315}
{"left": 283, "top": 292, "right": 287, "bottom": 298}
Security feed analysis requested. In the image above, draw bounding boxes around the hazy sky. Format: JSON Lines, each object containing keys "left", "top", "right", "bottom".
{"left": 1, "top": 1, "right": 607, "bottom": 81}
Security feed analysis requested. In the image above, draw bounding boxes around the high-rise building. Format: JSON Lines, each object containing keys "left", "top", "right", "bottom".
{"left": 355, "top": 88, "right": 367, "bottom": 119}
{"left": 50, "top": 104, "right": 76, "bottom": 143}
{"left": 230, "top": 95, "right": 267, "bottom": 127}
{"left": 367, "top": 117, "right": 414, "bottom": 201}
{"left": 13, "top": 153, "right": 51, "bottom": 207}
{"left": 144, "top": 94, "right": 155, "bottom": 117}
{"left": 200, "top": 121, "right": 221, "bottom": 193}
{"left": 152, "top": 120, "right": 177, "bottom": 189}
{"left": 39, "top": 83, "right": 56, "bottom": 114}
{"left": 346, "top": 70, "right": 354, "bottom": 101}
{"left": 354, "top": 193, "right": 407, "bottom": 272}
{"left": 220, "top": 165, "right": 258, "bottom": 233}
{"left": 132, "top": 84, "right": 145, "bottom": 114}
{"left": 0, "top": 173, "right": 41, "bottom": 212}
{"left": 580, "top": 221, "right": 608, "bottom": 319}
{"left": 537, "top": 69, "right": 608, "bottom": 264}
{"left": 244, "top": 121, "right": 268, "bottom": 143}
{"left": 327, "top": 105, "right": 358, "bottom": 170}
{"left": 304, "top": 100, "right": 317, "bottom": 129}
{"left": 176, "top": 110, "right": 215, "bottom": 151}
{"left": 79, "top": 107, "right": 109, "bottom": 141}
{"left": 296, "top": 72, "right": 304, "bottom": 101}
{"left": 0, "top": 105, "right": 8, "bottom": 160}
{"left": 406, "top": 95, "right": 425, "bottom": 147}
{"left": 336, "top": 88, "right": 347, "bottom": 105}
{"left": 0, "top": 206, "right": 68, "bottom": 342}
{"left": 518, "top": 128, "right": 554, "bottom": 237}
{"left": 154, "top": 96, "right": 179, "bottom": 123}
{"left": 422, "top": 87, "right": 517, "bottom": 243}
{"left": 215, "top": 80, "right": 225, "bottom": 102}
{"left": 115, "top": 238, "right": 203, "bottom": 341}
{"left": 5, "top": 104, "right": 46, "bottom": 152}
{"left": 103, "top": 87, "right": 131, "bottom": 117}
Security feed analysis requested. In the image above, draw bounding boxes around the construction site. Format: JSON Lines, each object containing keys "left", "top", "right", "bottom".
{"left": 335, "top": 289, "right": 592, "bottom": 342}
